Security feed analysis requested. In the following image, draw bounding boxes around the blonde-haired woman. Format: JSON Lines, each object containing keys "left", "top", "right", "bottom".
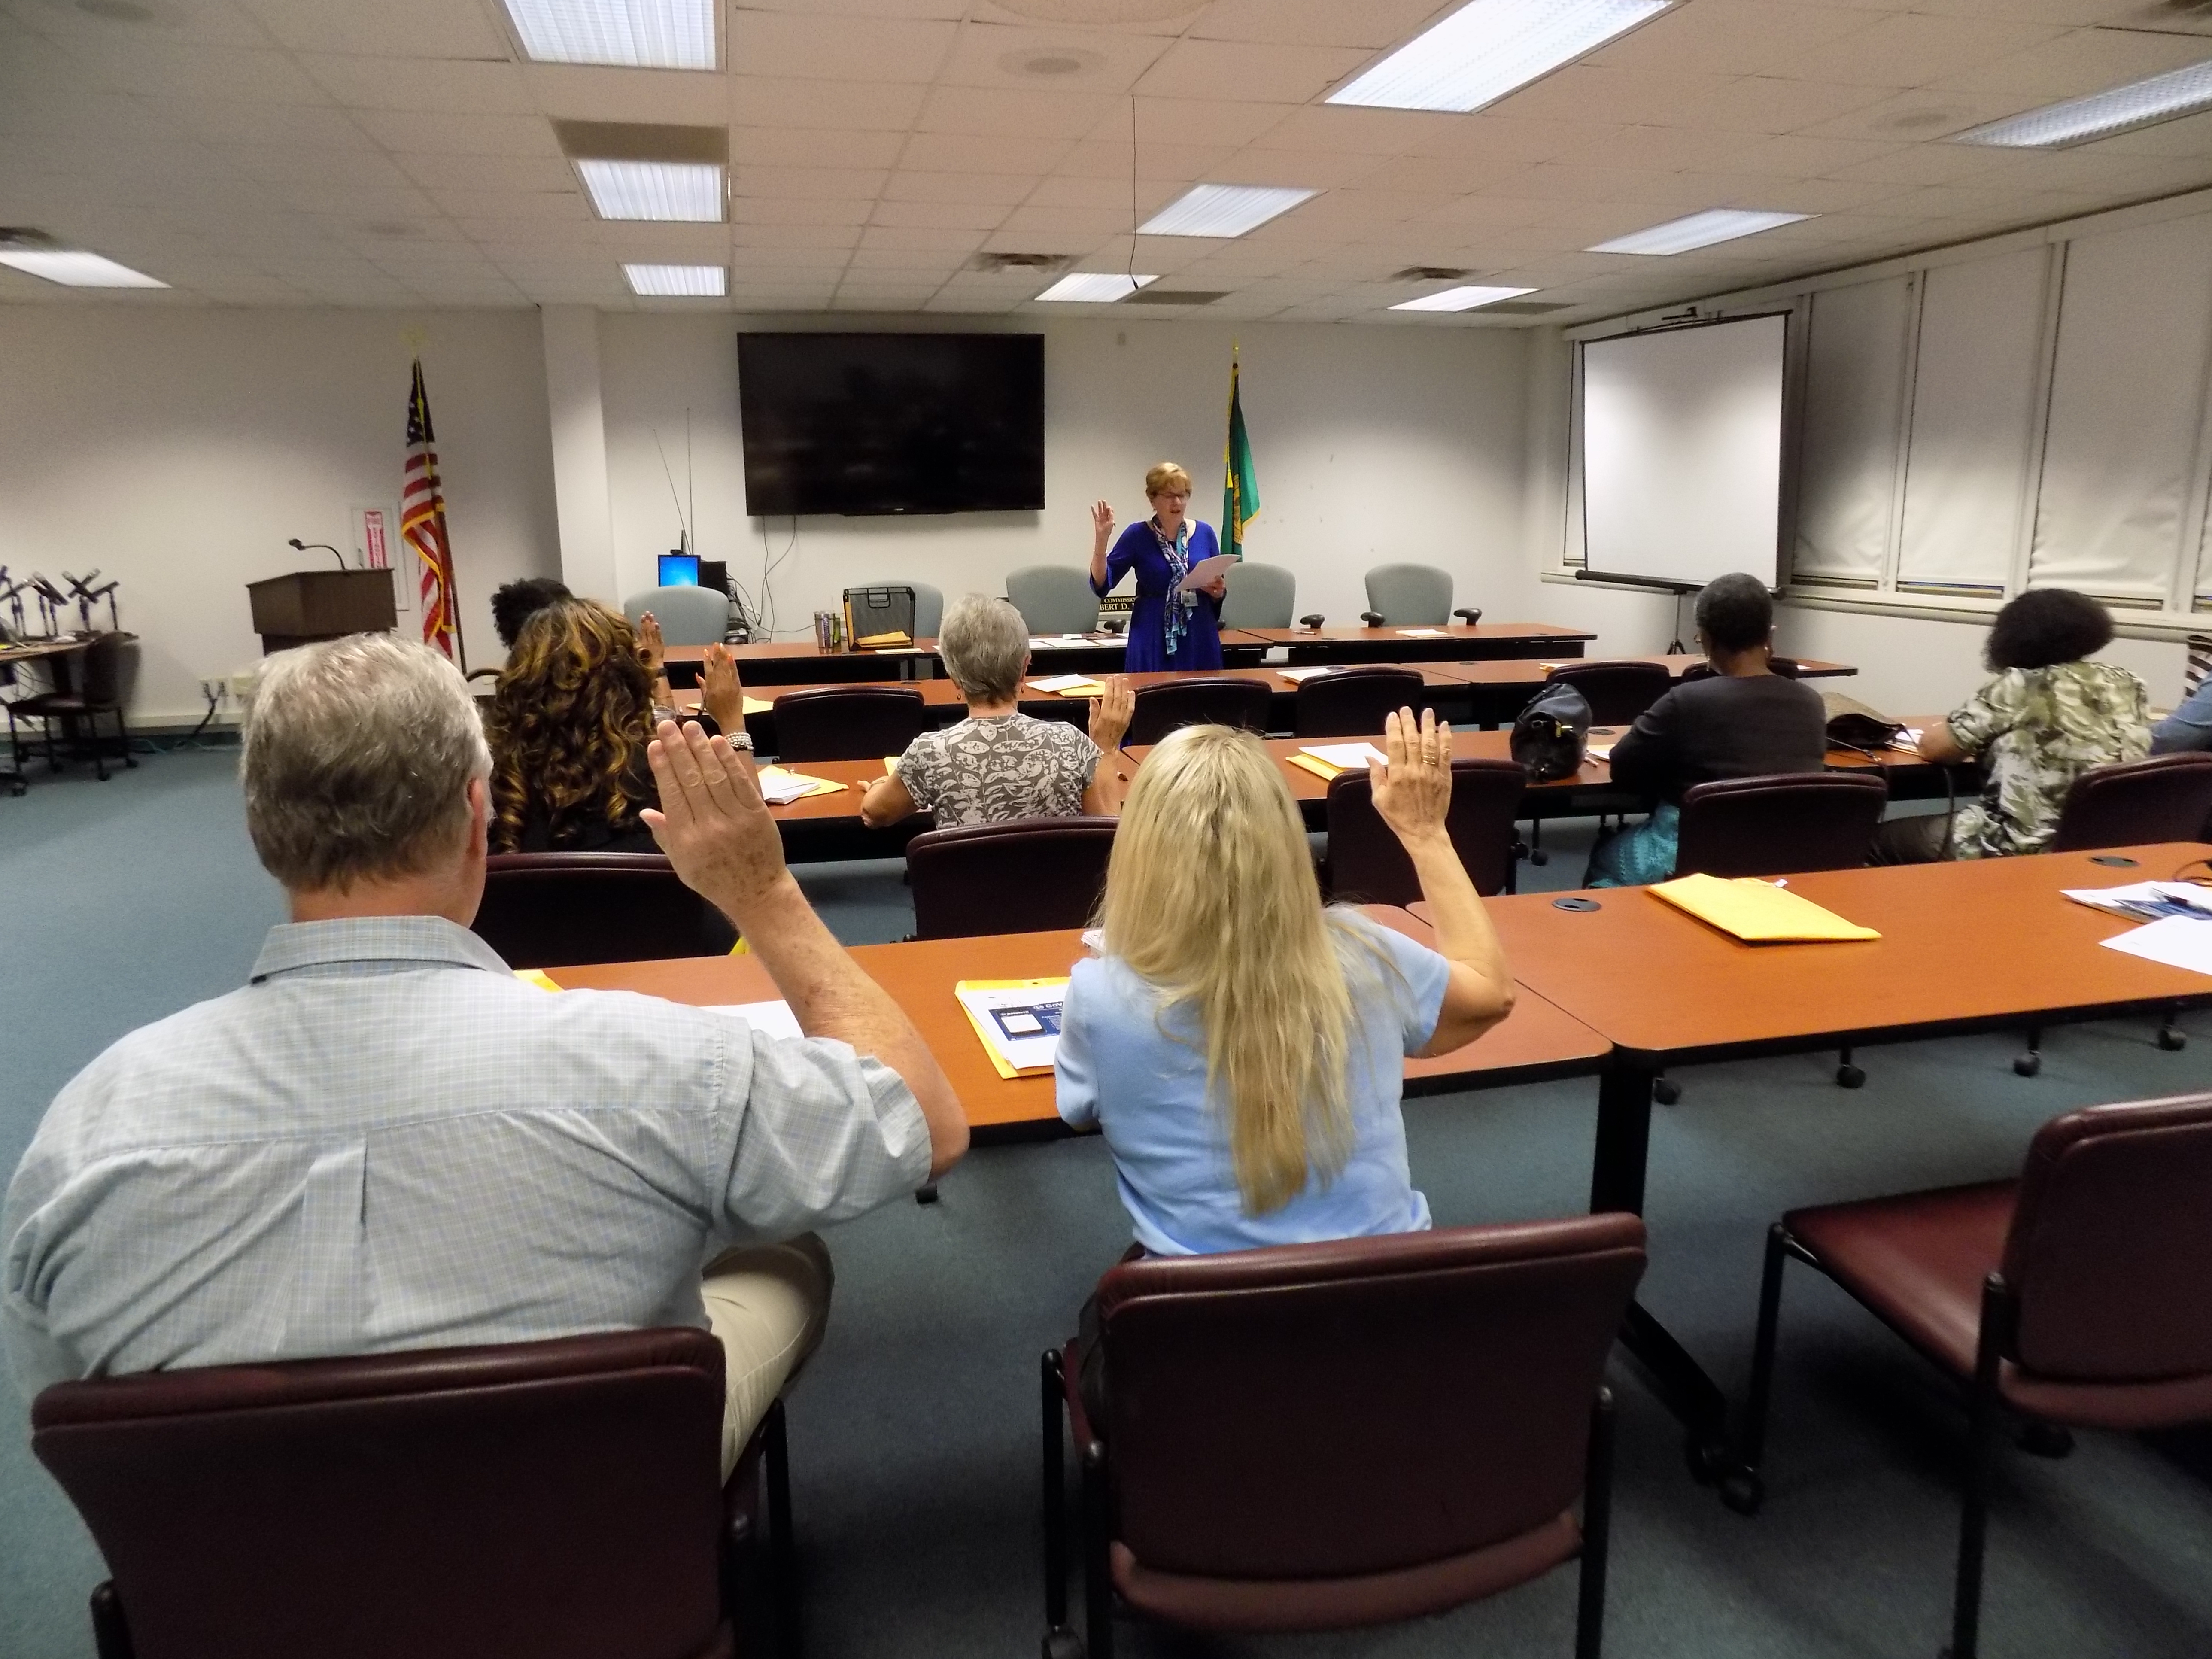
{"left": 1056, "top": 710, "right": 1515, "bottom": 1255}
{"left": 1088, "top": 461, "right": 1229, "bottom": 672}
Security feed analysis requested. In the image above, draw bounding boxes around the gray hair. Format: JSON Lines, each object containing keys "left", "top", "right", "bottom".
{"left": 241, "top": 634, "right": 492, "bottom": 892}
{"left": 938, "top": 594, "right": 1030, "bottom": 704}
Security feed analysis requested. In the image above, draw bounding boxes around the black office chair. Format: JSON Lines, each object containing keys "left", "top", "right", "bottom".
{"left": 473, "top": 853, "right": 738, "bottom": 968}
{"left": 906, "top": 816, "right": 1117, "bottom": 939}
{"left": 1324, "top": 759, "right": 1525, "bottom": 901}
{"left": 1126, "top": 678, "right": 1273, "bottom": 746}
{"left": 1295, "top": 668, "right": 1426, "bottom": 739}
{"left": 771, "top": 687, "right": 928, "bottom": 762}
{"left": 1543, "top": 661, "right": 1672, "bottom": 728}
{"left": 8, "top": 632, "right": 135, "bottom": 781}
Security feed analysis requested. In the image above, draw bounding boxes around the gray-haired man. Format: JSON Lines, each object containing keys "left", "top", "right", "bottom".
{"left": 3, "top": 635, "right": 965, "bottom": 1470}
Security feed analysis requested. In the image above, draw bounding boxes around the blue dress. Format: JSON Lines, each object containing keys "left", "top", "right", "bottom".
{"left": 1094, "top": 519, "right": 1224, "bottom": 672}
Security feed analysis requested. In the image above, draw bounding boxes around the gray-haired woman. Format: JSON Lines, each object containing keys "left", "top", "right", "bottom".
{"left": 860, "top": 593, "right": 1133, "bottom": 830}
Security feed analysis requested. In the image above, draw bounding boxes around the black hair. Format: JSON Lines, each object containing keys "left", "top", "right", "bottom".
{"left": 491, "top": 576, "right": 573, "bottom": 651}
{"left": 1694, "top": 573, "right": 1774, "bottom": 655}
{"left": 1984, "top": 588, "right": 2112, "bottom": 672}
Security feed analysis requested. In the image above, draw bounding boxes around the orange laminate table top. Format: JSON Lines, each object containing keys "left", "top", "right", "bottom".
{"left": 1428, "top": 654, "right": 1856, "bottom": 686}
{"left": 1228, "top": 623, "right": 1597, "bottom": 646}
{"left": 1126, "top": 731, "right": 1615, "bottom": 803}
{"left": 1463, "top": 843, "right": 2212, "bottom": 1063}
{"left": 546, "top": 916, "right": 1611, "bottom": 1129}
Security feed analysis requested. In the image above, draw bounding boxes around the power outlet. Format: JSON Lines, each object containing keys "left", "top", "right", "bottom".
{"left": 228, "top": 671, "right": 259, "bottom": 701}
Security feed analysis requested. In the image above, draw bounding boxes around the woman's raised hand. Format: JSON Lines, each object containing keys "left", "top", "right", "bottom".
{"left": 1090, "top": 499, "right": 1115, "bottom": 553}
{"left": 1088, "top": 674, "right": 1134, "bottom": 751}
{"left": 699, "top": 640, "right": 746, "bottom": 735}
{"left": 1368, "top": 707, "right": 1453, "bottom": 846}
{"left": 636, "top": 611, "right": 666, "bottom": 677}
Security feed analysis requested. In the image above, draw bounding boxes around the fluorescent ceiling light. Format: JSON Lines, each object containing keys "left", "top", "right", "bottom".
{"left": 1588, "top": 208, "right": 1811, "bottom": 255}
{"left": 624, "top": 263, "right": 726, "bottom": 296}
{"left": 1953, "top": 58, "right": 2212, "bottom": 149}
{"left": 1137, "top": 184, "right": 1315, "bottom": 239}
{"left": 0, "top": 249, "right": 167, "bottom": 288}
{"left": 1392, "top": 284, "right": 1538, "bottom": 312}
{"left": 576, "top": 159, "right": 723, "bottom": 222}
{"left": 1035, "top": 272, "right": 1158, "bottom": 302}
{"left": 1329, "top": 0, "right": 1669, "bottom": 115}
{"left": 500, "top": 0, "right": 714, "bottom": 69}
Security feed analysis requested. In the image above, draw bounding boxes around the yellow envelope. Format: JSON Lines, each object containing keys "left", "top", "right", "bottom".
{"left": 513, "top": 968, "right": 564, "bottom": 992}
{"left": 1286, "top": 752, "right": 1348, "bottom": 781}
{"left": 1647, "top": 873, "right": 1880, "bottom": 943}
{"left": 741, "top": 696, "right": 772, "bottom": 715}
{"left": 955, "top": 976, "right": 1070, "bottom": 1079}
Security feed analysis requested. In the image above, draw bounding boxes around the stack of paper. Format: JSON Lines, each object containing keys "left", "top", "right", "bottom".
{"left": 1277, "top": 666, "right": 1340, "bottom": 682}
{"left": 2063, "top": 882, "right": 2212, "bottom": 923}
{"left": 853, "top": 631, "right": 912, "bottom": 650}
{"left": 2102, "top": 915, "right": 2212, "bottom": 977}
{"left": 1171, "top": 553, "right": 1237, "bottom": 593}
{"left": 1647, "top": 873, "right": 1880, "bottom": 943}
{"left": 1028, "top": 674, "right": 1106, "bottom": 697}
{"left": 955, "top": 978, "right": 1070, "bottom": 1077}
{"left": 1028, "top": 634, "right": 1096, "bottom": 649}
{"left": 1395, "top": 627, "right": 1448, "bottom": 638}
{"left": 1288, "top": 741, "right": 1387, "bottom": 781}
{"left": 755, "top": 766, "right": 845, "bottom": 805}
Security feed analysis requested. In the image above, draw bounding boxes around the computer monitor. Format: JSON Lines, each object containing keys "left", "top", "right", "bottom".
{"left": 658, "top": 551, "right": 700, "bottom": 587}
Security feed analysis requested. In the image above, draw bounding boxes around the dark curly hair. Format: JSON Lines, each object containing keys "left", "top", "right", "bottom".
{"left": 484, "top": 599, "right": 656, "bottom": 852}
{"left": 491, "top": 576, "right": 573, "bottom": 651}
{"left": 1695, "top": 573, "right": 1774, "bottom": 654}
{"left": 1984, "top": 588, "right": 2112, "bottom": 672}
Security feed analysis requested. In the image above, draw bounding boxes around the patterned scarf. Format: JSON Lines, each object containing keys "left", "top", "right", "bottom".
{"left": 1150, "top": 517, "right": 1194, "bottom": 658}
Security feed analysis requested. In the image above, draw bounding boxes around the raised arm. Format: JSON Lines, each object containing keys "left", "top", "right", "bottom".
{"left": 1367, "top": 708, "right": 1515, "bottom": 1055}
{"left": 644, "top": 720, "right": 966, "bottom": 1177}
{"left": 1088, "top": 500, "right": 1116, "bottom": 593}
{"left": 1082, "top": 675, "right": 1133, "bottom": 816}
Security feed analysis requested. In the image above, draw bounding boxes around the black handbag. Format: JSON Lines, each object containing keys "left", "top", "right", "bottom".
{"left": 1820, "top": 692, "right": 1907, "bottom": 755}
{"left": 1511, "top": 682, "right": 1591, "bottom": 782}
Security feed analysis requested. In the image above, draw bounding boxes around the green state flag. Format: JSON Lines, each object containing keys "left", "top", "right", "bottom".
{"left": 1222, "top": 352, "right": 1259, "bottom": 559}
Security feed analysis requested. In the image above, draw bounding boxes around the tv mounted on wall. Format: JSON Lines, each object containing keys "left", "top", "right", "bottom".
{"left": 736, "top": 331, "right": 1045, "bottom": 517}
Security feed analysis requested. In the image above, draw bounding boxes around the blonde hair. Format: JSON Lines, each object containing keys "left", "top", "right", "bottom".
{"left": 1144, "top": 461, "right": 1192, "bottom": 499}
{"left": 1100, "top": 725, "right": 1368, "bottom": 1215}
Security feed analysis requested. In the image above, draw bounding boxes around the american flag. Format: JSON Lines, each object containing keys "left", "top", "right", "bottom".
{"left": 403, "top": 359, "right": 462, "bottom": 664}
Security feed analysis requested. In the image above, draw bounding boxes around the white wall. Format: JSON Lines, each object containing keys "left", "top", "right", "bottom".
{"left": 594, "top": 314, "right": 1531, "bottom": 637}
{"left": 0, "top": 307, "right": 560, "bottom": 720}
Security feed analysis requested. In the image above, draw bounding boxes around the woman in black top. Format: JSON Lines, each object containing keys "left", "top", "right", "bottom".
{"left": 1589, "top": 574, "right": 1827, "bottom": 885}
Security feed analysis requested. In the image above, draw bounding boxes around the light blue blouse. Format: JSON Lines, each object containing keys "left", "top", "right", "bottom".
{"left": 1055, "top": 912, "right": 1451, "bottom": 1256}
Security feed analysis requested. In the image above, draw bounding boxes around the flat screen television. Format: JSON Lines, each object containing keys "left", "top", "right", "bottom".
{"left": 737, "top": 332, "right": 1045, "bottom": 517}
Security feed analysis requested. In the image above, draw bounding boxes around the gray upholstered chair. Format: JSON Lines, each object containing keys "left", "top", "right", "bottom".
{"left": 622, "top": 586, "right": 729, "bottom": 646}
{"left": 1219, "top": 561, "right": 1296, "bottom": 629}
{"left": 1005, "top": 566, "right": 1100, "bottom": 635}
{"left": 1360, "top": 564, "right": 1479, "bottom": 628}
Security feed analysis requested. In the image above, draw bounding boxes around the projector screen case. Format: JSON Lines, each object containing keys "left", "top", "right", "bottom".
{"left": 1580, "top": 314, "right": 1787, "bottom": 590}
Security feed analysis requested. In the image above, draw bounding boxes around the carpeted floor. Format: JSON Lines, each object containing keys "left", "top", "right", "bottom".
{"left": 3, "top": 750, "right": 2210, "bottom": 1659}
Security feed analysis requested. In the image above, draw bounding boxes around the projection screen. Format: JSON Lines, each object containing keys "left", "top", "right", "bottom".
{"left": 1580, "top": 313, "right": 1786, "bottom": 589}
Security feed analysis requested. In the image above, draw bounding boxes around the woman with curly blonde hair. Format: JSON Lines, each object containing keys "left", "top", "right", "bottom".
{"left": 486, "top": 598, "right": 747, "bottom": 853}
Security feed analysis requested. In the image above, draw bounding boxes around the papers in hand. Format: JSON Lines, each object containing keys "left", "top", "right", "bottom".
{"left": 707, "top": 1000, "right": 805, "bottom": 1041}
{"left": 1028, "top": 674, "right": 1106, "bottom": 696}
{"left": 1288, "top": 742, "right": 1387, "bottom": 781}
{"left": 1171, "top": 553, "right": 1237, "bottom": 594}
{"left": 2065, "top": 881, "right": 2212, "bottom": 923}
{"left": 955, "top": 978, "right": 1071, "bottom": 1077}
{"left": 2101, "top": 914, "right": 2212, "bottom": 978}
{"left": 754, "top": 766, "right": 844, "bottom": 805}
{"left": 1647, "top": 873, "right": 1880, "bottom": 943}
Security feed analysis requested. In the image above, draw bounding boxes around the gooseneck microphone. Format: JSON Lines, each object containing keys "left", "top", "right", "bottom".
{"left": 289, "top": 538, "right": 348, "bottom": 571}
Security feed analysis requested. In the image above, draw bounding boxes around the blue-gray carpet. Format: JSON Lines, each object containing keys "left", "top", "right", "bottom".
{"left": 4, "top": 751, "right": 2210, "bottom": 1659}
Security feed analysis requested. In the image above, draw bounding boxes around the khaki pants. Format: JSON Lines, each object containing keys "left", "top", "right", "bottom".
{"left": 701, "top": 1233, "right": 833, "bottom": 1477}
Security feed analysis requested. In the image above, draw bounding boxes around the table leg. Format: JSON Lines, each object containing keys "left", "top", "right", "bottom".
{"left": 1588, "top": 1058, "right": 1653, "bottom": 1214}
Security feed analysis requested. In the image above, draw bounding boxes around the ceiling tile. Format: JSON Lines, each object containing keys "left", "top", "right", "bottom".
{"left": 856, "top": 222, "right": 984, "bottom": 251}
{"left": 734, "top": 222, "right": 866, "bottom": 249}
{"left": 430, "top": 186, "right": 589, "bottom": 220}
{"left": 214, "top": 143, "right": 419, "bottom": 188}
{"left": 1053, "top": 138, "right": 1236, "bottom": 179}
{"left": 1136, "top": 37, "right": 1370, "bottom": 103}
{"left": 1492, "top": 64, "right": 1750, "bottom": 127}
{"left": 144, "top": 99, "right": 373, "bottom": 149}
{"left": 298, "top": 54, "right": 535, "bottom": 115}
{"left": 730, "top": 76, "right": 929, "bottom": 131}
{"left": 393, "top": 152, "right": 579, "bottom": 192}
{"left": 1790, "top": 85, "right": 2033, "bottom": 140}
{"left": 936, "top": 22, "right": 1175, "bottom": 94}
{"left": 731, "top": 196, "right": 873, "bottom": 226}
{"left": 230, "top": 0, "right": 509, "bottom": 58}
{"left": 1784, "top": 12, "right": 2066, "bottom": 87}
{"left": 1929, "top": 24, "right": 2212, "bottom": 100}
{"left": 1592, "top": 0, "right": 1884, "bottom": 77}
{"left": 871, "top": 198, "right": 1009, "bottom": 230}
{"left": 729, "top": 11, "right": 957, "bottom": 81}
{"left": 881, "top": 170, "right": 1039, "bottom": 206}
{"left": 82, "top": 42, "right": 328, "bottom": 103}
{"left": 915, "top": 84, "right": 1116, "bottom": 140}
{"left": 732, "top": 165, "right": 890, "bottom": 200}
{"left": 900, "top": 131, "right": 1076, "bottom": 174}
{"left": 1695, "top": 74, "right": 1902, "bottom": 134}
{"left": 527, "top": 64, "right": 731, "bottom": 125}
{"left": 1219, "top": 148, "right": 1386, "bottom": 189}
{"left": 1188, "top": 0, "right": 1443, "bottom": 49}
{"left": 732, "top": 126, "right": 906, "bottom": 169}
{"left": 353, "top": 109, "right": 565, "bottom": 157}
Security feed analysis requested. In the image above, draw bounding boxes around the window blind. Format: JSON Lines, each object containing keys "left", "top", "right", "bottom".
{"left": 1791, "top": 276, "right": 1911, "bottom": 587}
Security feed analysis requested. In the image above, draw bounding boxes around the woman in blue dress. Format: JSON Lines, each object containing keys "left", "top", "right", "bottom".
{"left": 1088, "top": 461, "right": 1229, "bottom": 672}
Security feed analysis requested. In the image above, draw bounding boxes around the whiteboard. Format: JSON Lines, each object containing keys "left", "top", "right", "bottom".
{"left": 1581, "top": 315, "right": 1786, "bottom": 589}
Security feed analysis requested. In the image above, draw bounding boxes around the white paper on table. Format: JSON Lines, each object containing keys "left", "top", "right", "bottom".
{"left": 2065, "top": 881, "right": 2212, "bottom": 921}
{"left": 954, "top": 983, "right": 1068, "bottom": 1072}
{"left": 1297, "top": 741, "right": 1389, "bottom": 770}
{"left": 1395, "top": 627, "right": 1448, "bottom": 638}
{"left": 754, "top": 768, "right": 824, "bottom": 805}
{"left": 2100, "top": 915, "right": 2212, "bottom": 978}
{"left": 1587, "top": 743, "right": 1615, "bottom": 761}
{"left": 705, "top": 1000, "right": 806, "bottom": 1041}
{"left": 1029, "top": 635, "right": 1096, "bottom": 649}
{"left": 1027, "top": 673, "right": 1097, "bottom": 693}
{"left": 1277, "top": 666, "right": 1339, "bottom": 682}
{"left": 1895, "top": 727, "right": 1923, "bottom": 750}
{"left": 1170, "top": 553, "right": 1237, "bottom": 594}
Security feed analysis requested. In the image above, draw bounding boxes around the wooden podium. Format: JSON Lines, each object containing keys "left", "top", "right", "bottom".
{"left": 246, "top": 569, "right": 398, "bottom": 653}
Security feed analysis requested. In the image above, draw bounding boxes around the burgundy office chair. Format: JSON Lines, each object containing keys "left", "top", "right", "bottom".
{"left": 1294, "top": 668, "right": 1426, "bottom": 739}
{"left": 474, "top": 852, "right": 738, "bottom": 968}
{"left": 2046, "top": 750, "right": 2212, "bottom": 852}
{"left": 1043, "top": 1215, "right": 1645, "bottom": 1659}
{"left": 771, "top": 685, "right": 929, "bottom": 762}
{"left": 1542, "top": 660, "right": 1672, "bottom": 727}
{"left": 32, "top": 1328, "right": 793, "bottom": 1659}
{"left": 906, "top": 815, "right": 1118, "bottom": 939}
{"left": 1124, "top": 677, "right": 1272, "bottom": 746}
{"left": 7, "top": 631, "right": 135, "bottom": 781}
{"left": 1737, "top": 1093, "right": 2212, "bottom": 1659}
{"left": 1323, "top": 757, "right": 1525, "bottom": 901}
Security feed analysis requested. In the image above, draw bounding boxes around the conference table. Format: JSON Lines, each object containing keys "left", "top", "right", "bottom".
{"left": 0, "top": 632, "right": 137, "bottom": 797}
{"left": 1229, "top": 623, "right": 1595, "bottom": 664}
{"left": 1436, "top": 842, "right": 2212, "bottom": 1502}
{"left": 542, "top": 909, "right": 1612, "bottom": 1136}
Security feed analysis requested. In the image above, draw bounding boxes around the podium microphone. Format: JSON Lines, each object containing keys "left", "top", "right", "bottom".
{"left": 289, "top": 538, "right": 347, "bottom": 571}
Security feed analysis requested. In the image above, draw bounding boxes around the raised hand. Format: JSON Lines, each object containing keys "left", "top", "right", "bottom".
{"left": 636, "top": 611, "right": 666, "bottom": 677}
{"left": 1368, "top": 706, "right": 1453, "bottom": 846}
{"left": 1088, "top": 674, "right": 1134, "bottom": 751}
{"left": 1090, "top": 499, "right": 1116, "bottom": 554}
{"left": 642, "top": 720, "right": 790, "bottom": 921}
{"left": 699, "top": 640, "right": 746, "bottom": 736}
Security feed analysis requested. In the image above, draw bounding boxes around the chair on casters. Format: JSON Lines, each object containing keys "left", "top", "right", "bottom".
{"left": 1735, "top": 1092, "right": 2212, "bottom": 1659}
{"left": 1359, "top": 563, "right": 1480, "bottom": 627}
{"left": 1006, "top": 567, "right": 1102, "bottom": 636}
{"left": 1543, "top": 661, "right": 1672, "bottom": 728}
{"left": 1294, "top": 667, "right": 1426, "bottom": 738}
{"left": 1324, "top": 759, "right": 1525, "bottom": 901}
{"left": 1650, "top": 771, "right": 1890, "bottom": 1102}
{"left": 1218, "top": 562, "right": 1295, "bottom": 629}
{"left": 771, "top": 686, "right": 929, "bottom": 762}
{"left": 623, "top": 586, "right": 730, "bottom": 647}
{"left": 7, "top": 632, "right": 135, "bottom": 781}
{"left": 1042, "top": 1215, "right": 1646, "bottom": 1659}
{"left": 2013, "top": 751, "right": 2212, "bottom": 1073}
{"left": 473, "top": 852, "right": 738, "bottom": 968}
{"left": 906, "top": 816, "right": 1118, "bottom": 940}
{"left": 1125, "top": 678, "right": 1271, "bottom": 746}
{"left": 32, "top": 1327, "right": 798, "bottom": 1659}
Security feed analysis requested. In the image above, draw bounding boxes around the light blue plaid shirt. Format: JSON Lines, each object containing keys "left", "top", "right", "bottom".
{"left": 3, "top": 917, "right": 930, "bottom": 1398}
